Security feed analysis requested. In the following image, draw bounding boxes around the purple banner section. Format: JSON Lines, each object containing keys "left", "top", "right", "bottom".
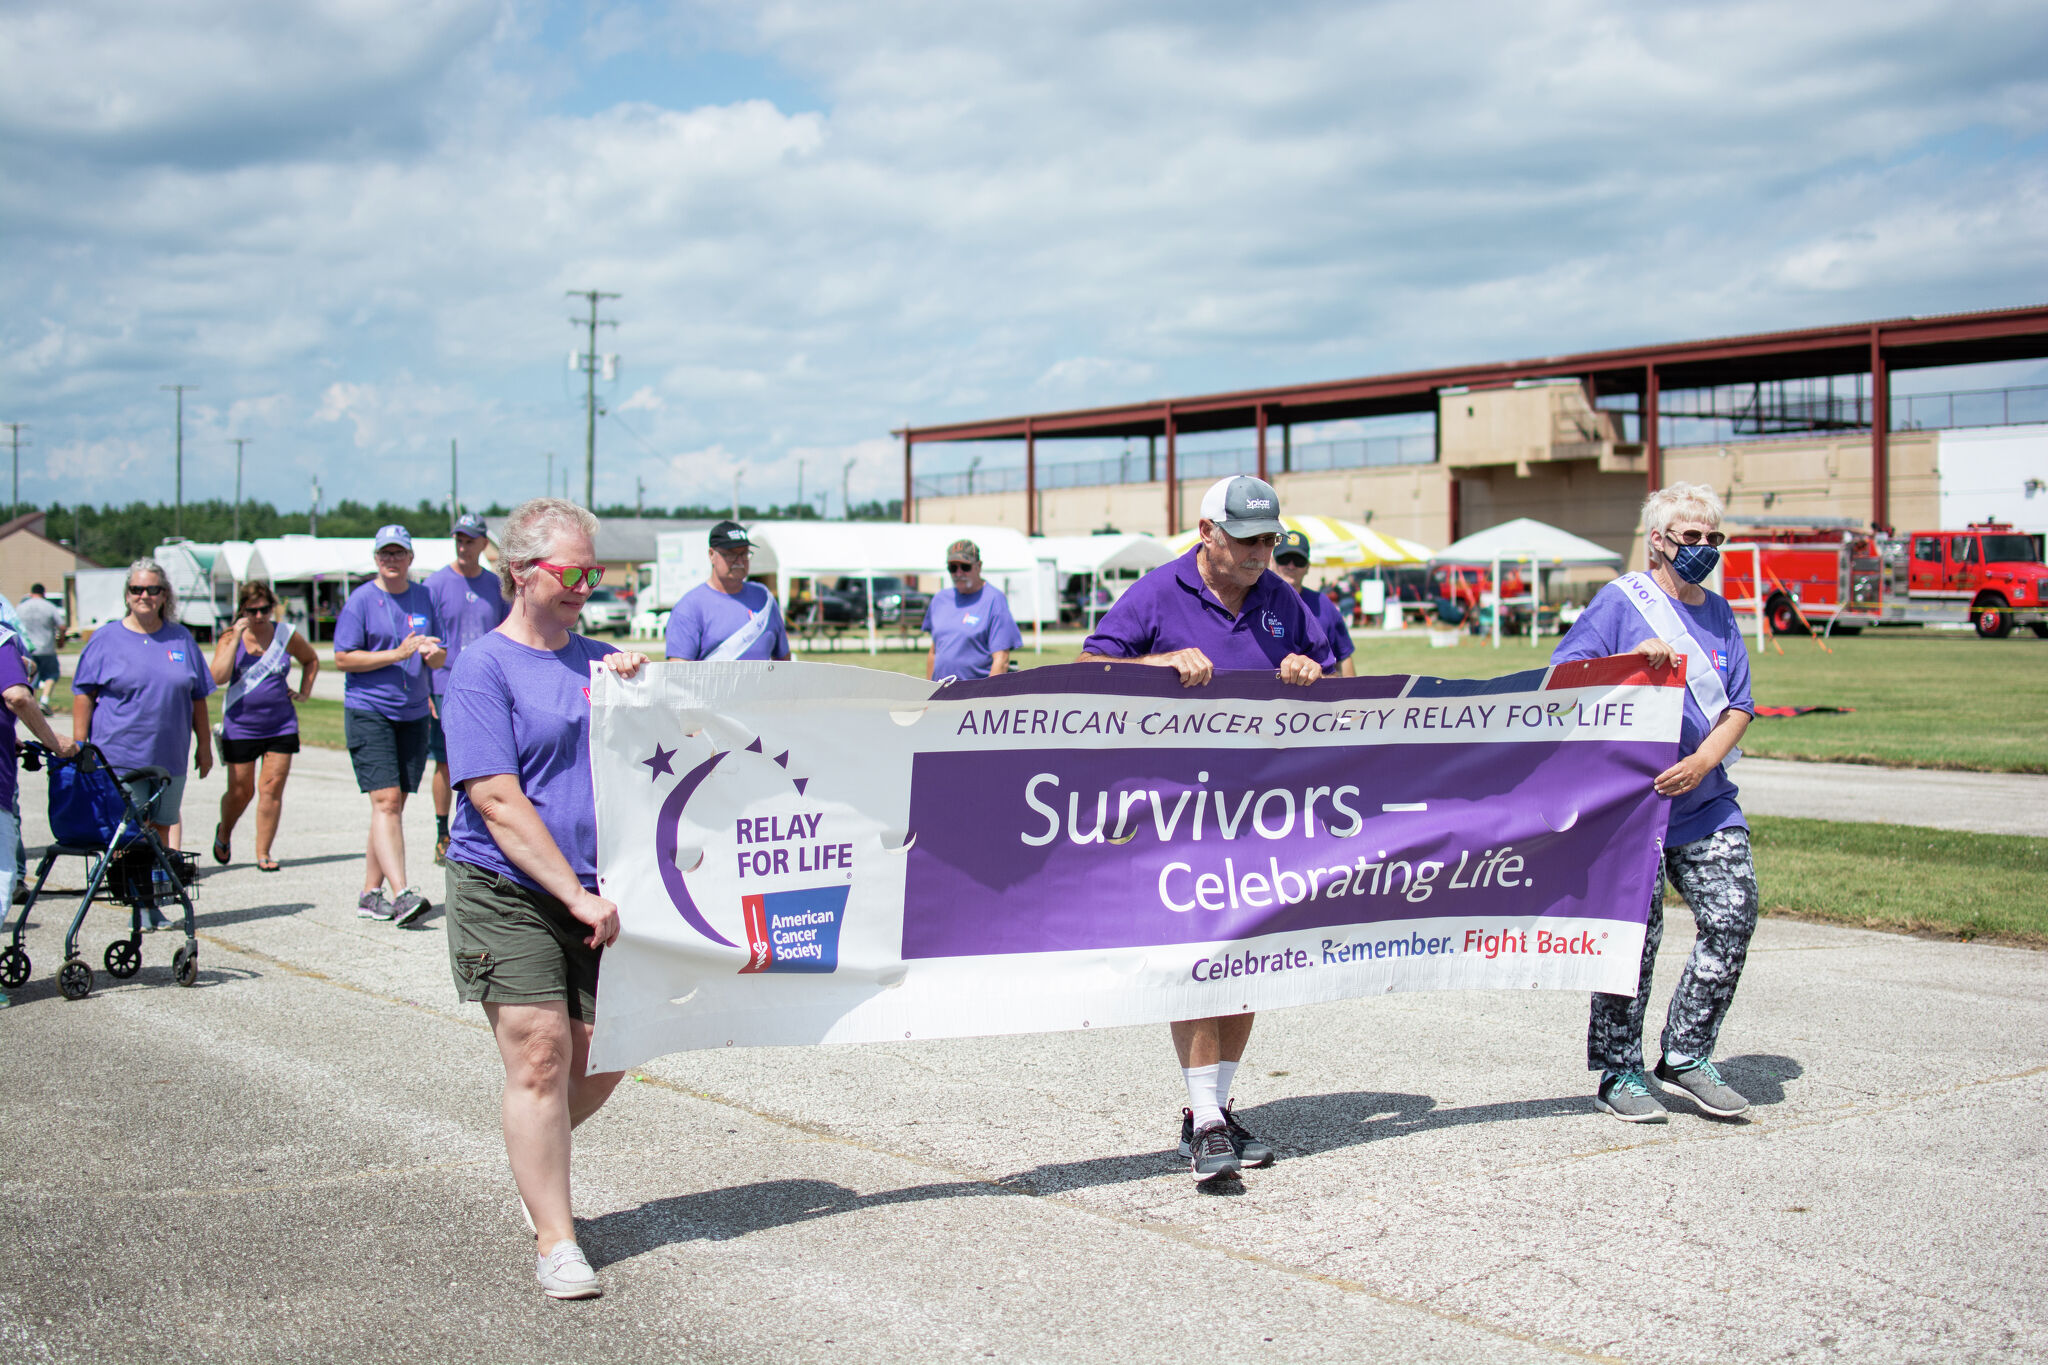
{"left": 901, "top": 739, "right": 1669, "bottom": 959}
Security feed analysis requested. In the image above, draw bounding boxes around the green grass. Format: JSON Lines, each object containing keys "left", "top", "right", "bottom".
{"left": 798, "top": 628, "right": 2048, "bottom": 773}
{"left": 1746, "top": 814, "right": 2048, "bottom": 944}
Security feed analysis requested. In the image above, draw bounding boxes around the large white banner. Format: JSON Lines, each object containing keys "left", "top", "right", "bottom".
{"left": 587, "top": 657, "right": 1681, "bottom": 1071}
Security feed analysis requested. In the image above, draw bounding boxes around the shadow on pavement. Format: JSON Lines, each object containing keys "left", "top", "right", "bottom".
{"left": 585, "top": 1086, "right": 1674, "bottom": 1264}
{"left": 1713, "top": 1053, "right": 1804, "bottom": 1105}
{"left": 190, "top": 900, "right": 315, "bottom": 931}
{"left": 0, "top": 959, "right": 261, "bottom": 1007}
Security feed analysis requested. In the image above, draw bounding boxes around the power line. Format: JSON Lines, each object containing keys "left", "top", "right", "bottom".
{"left": 161, "top": 383, "right": 198, "bottom": 538}
{"left": 567, "top": 290, "right": 619, "bottom": 508}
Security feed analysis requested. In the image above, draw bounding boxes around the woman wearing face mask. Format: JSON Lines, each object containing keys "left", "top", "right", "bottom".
{"left": 1551, "top": 482, "right": 1758, "bottom": 1126}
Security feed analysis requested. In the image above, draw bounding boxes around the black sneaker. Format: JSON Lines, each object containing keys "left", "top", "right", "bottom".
{"left": 1188, "top": 1120, "right": 1241, "bottom": 1185}
{"left": 390, "top": 887, "right": 432, "bottom": 928}
{"left": 1222, "top": 1101, "right": 1274, "bottom": 1167}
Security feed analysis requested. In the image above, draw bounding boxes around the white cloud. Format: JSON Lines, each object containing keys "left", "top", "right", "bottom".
{"left": 4, "top": 0, "right": 2047, "bottom": 512}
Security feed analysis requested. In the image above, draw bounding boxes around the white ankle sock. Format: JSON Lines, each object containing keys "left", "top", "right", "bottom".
{"left": 1214, "top": 1059, "right": 1240, "bottom": 1113}
{"left": 1182, "top": 1064, "right": 1223, "bottom": 1130}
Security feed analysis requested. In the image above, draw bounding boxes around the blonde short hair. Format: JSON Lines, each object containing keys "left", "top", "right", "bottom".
{"left": 1641, "top": 482, "right": 1724, "bottom": 549}
{"left": 497, "top": 498, "right": 600, "bottom": 599}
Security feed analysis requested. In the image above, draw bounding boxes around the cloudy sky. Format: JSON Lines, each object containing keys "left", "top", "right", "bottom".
{"left": 5, "top": 0, "right": 2047, "bottom": 516}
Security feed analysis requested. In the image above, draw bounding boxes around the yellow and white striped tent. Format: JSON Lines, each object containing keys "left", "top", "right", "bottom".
{"left": 1164, "top": 515, "right": 1431, "bottom": 569}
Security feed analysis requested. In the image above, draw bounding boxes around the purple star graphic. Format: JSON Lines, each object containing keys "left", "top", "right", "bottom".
{"left": 642, "top": 744, "right": 677, "bottom": 781}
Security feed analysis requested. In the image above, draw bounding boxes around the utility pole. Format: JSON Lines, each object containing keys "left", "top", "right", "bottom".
{"left": 567, "top": 290, "right": 620, "bottom": 507}
{"left": 3, "top": 422, "right": 27, "bottom": 520}
{"left": 635, "top": 476, "right": 645, "bottom": 517}
{"left": 449, "top": 438, "right": 459, "bottom": 520}
{"left": 161, "top": 384, "right": 198, "bottom": 537}
{"left": 230, "top": 438, "right": 249, "bottom": 539}
{"left": 842, "top": 457, "right": 857, "bottom": 520}
{"left": 796, "top": 458, "right": 805, "bottom": 515}
{"left": 310, "top": 477, "right": 321, "bottom": 535}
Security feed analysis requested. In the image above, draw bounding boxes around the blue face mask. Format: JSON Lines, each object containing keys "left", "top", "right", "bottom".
{"left": 1667, "top": 542, "right": 1719, "bottom": 584}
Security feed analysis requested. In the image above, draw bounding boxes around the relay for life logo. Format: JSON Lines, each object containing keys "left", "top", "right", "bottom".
{"left": 644, "top": 735, "right": 853, "bottom": 976}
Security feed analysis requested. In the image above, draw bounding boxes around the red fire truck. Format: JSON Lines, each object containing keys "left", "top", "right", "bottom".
{"left": 1719, "top": 519, "right": 2048, "bottom": 639}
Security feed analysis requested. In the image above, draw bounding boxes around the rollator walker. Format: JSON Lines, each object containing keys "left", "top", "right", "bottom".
{"left": 0, "top": 742, "right": 201, "bottom": 1000}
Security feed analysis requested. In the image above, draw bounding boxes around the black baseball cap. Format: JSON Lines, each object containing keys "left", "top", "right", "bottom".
{"left": 708, "top": 520, "right": 752, "bottom": 550}
{"left": 1274, "top": 530, "right": 1311, "bottom": 566}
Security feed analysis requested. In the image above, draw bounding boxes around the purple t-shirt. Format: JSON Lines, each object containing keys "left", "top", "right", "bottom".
{"left": 443, "top": 630, "right": 618, "bottom": 893}
{"left": 334, "top": 580, "right": 440, "bottom": 721}
{"left": 0, "top": 638, "right": 27, "bottom": 812}
{"left": 1302, "top": 586, "right": 1354, "bottom": 662}
{"left": 425, "top": 564, "right": 510, "bottom": 697}
{"left": 1552, "top": 579, "right": 1755, "bottom": 848}
{"left": 73, "top": 620, "right": 217, "bottom": 776}
{"left": 220, "top": 631, "right": 298, "bottom": 741}
{"left": 665, "top": 582, "right": 788, "bottom": 661}
{"left": 1082, "top": 547, "right": 1335, "bottom": 671}
{"left": 923, "top": 585, "right": 1024, "bottom": 681}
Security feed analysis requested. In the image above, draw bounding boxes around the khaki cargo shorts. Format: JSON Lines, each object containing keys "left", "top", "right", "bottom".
{"left": 444, "top": 859, "right": 601, "bottom": 1022}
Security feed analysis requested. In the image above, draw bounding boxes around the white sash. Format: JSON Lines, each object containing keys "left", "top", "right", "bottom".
{"left": 223, "top": 621, "right": 296, "bottom": 716}
{"left": 1614, "top": 573, "right": 1738, "bottom": 769}
{"left": 706, "top": 596, "right": 774, "bottom": 661}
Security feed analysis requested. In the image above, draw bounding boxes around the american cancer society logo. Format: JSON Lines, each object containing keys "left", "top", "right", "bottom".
{"left": 739, "top": 884, "right": 851, "bottom": 974}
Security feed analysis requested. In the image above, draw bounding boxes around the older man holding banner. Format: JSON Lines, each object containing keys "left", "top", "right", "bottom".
{"left": 1078, "top": 475, "right": 1333, "bottom": 1184}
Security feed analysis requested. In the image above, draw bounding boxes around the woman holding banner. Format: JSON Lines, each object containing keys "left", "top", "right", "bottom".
{"left": 440, "top": 497, "right": 647, "bottom": 1300}
{"left": 209, "top": 581, "right": 320, "bottom": 871}
{"left": 1552, "top": 481, "right": 1758, "bottom": 1125}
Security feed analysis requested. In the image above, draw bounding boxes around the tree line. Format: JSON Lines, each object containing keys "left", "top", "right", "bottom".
{"left": 36, "top": 497, "right": 906, "bottom": 566}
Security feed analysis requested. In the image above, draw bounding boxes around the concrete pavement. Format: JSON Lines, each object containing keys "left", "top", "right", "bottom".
{"left": 2, "top": 743, "right": 2043, "bottom": 1363}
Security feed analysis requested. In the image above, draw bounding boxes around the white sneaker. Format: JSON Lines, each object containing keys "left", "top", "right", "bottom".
{"left": 536, "top": 1239, "right": 601, "bottom": 1299}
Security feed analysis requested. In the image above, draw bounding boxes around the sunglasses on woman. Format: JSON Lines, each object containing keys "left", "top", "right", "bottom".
{"left": 533, "top": 560, "right": 605, "bottom": 589}
{"left": 1661, "top": 530, "right": 1728, "bottom": 547}
{"left": 127, "top": 584, "right": 166, "bottom": 597}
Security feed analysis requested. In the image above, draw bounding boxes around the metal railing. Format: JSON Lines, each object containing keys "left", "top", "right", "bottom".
{"left": 913, "top": 432, "right": 1434, "bottom": 499}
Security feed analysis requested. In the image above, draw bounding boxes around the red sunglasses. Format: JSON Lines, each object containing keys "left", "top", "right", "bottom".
{"left": 532, "top": 560, "right": 605, "bottom": 589}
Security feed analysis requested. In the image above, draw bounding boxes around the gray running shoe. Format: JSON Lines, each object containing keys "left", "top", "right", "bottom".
{"left": 1595, "top": 1070, "right": 1670, "bottom": 1123}
{"left": 1654, "top": 1057, "right": 1750, "bottom": 1117}
{"left": 1223, "top": 1101, "right": 1275, "bottom": 1167}
{"left": 1188, "top": 1120, "right": 1242, "bottom": 1184}
{"left": 390, "top": 887, "right": 432, "bottom": 927}
{"left": 356, "top": 890, "right": 394, "bottom": 921}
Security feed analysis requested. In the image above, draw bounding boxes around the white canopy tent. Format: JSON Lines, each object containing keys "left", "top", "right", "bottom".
{"left": 656, "top": 522, "right": 1058, "bottom": 653}
{"left": 151, "top": 540, "right": 221, "bottom": 634}
{"left": 240, "top": 535, "right": 468, "bottom": 638}
{"left": 1032, "top": 534, "right": 1175, "bottom": 626}
{"left": 1432, "top": 517, "right": 1622, "bottom": 648}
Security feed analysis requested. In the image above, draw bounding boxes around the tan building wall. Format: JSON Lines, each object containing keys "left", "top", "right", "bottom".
{"left": 0, "top": 517, "right": 91, "bottom": 621}
{"left": 910, "top": 387, "right": 1942, "bottom": 571}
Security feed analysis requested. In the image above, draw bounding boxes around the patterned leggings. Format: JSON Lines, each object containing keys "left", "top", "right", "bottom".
{"left": 1587, "top": 825, "right": 1760, "bottom": 1075}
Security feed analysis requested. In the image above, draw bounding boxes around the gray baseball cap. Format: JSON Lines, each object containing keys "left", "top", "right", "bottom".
{"left": 373, "top": 524, "right": 413, "bottom": 552}
{"left": 1199, "top": 475, "right": 1285, "bottom": 539}
{"left": 452, "top": 513, "right": 488, "bottom": 539}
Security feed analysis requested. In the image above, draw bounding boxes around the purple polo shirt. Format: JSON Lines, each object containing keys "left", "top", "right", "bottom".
{"left": 1302, "top": 586, "right": 1354, "bottom": 662}
{"left": 425, "top": 564, "right": 510, "bottom": 697}
{"left": 443, "top": 630, "right": 618, "bottom": 893}
{"left": 923, "top": 584, "right": 1024, "bottom": 681}
{"left": 0, "top": 638, "right": 27, "bottom": 811}
{"left": 1081, "top": 547, "right": 1334, "bottom": 670}
{"left": 72, "top": 620, "right": 217, "bottom": 775}
{"left": 1552, "top": 579, "right": 1754, "bottom": 848}
{"left": 334, "top": 580, "right": 440, "bottom": 721}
